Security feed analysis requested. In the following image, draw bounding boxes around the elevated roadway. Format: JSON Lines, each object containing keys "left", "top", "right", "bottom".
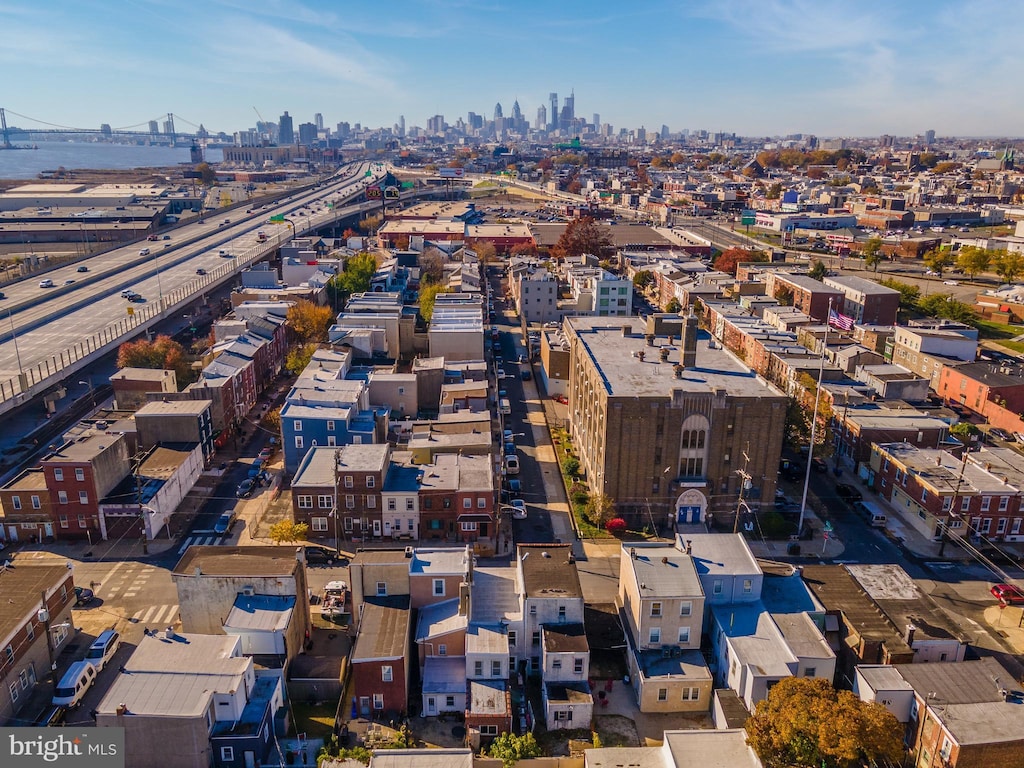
{"left": 0, "top": 162, "right": 420, "bottom": 415}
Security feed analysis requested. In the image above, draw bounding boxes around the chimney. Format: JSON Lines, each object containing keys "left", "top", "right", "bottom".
{"left": 682, "top": 312, "right": 699, "bottom": 368}
{"left": 638, "top": 350, "right": 646, "bottom": 362}
{"left": 630, "top": 547, "right": 638, "bottom": 560}
{"left": 621, "top": 325, "right": 631, "bottom": 337}
{"left": 463, "top": 544, "right": 474, "bottom": 584}
{"left": 685, "top": 539, "right": 692, "bottom": 555}
{"left": 673, "top": 364, "right": 684, "bottom": 379}
{"left": 667, "top": 335, "right": 675, "bottom": 346}
{"left": 645, "top": 334, "right": 655, "bottom": 347}
{"left": 904, "top": 624, "right": 917, "bottom": 646}
{"left": 458, "top": 583, "right": 471, "bottom": 617}
{"left": 659, "top": 348, "right": 670, "bottom": 362}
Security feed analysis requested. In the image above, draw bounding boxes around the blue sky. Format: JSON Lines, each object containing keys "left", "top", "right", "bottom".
{"left": 2, "top": 0, "right": 1019, "bottom": 138}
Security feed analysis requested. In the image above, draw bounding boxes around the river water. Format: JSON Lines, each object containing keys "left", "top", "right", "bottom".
{"left": 0, "top": 141, "right": 225, "bottom": 180}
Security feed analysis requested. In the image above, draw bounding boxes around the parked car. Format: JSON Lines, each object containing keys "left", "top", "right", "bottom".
{"left": 303, "top": 546, "right": 335, "bottom": 566}
{"left": 835, "top": 483, "right": 863, "bottom": 502}
{"left": 991, "top": 584, "right": 1024, "bottom": 605}
{"left": 236, "top": 478, "right": 256, "bottom": 498}
{"left": 1015, "top": 432, "right": 1024, "bottom": 445}
{"left": 990, "top": 427, "right": 1013, "bottom": 441}
{"left": 258, "top": 447, "right": 274, "bottom": 462}
{"left": 811, "top": 457, "right": 828, "bottom": 474}
{"left": 510, "top": 499, "right": 527, "bottom": 520}
{"left": 214, "top": 511, "right": 236, "bottom": 535}
{"left": 506, "top": 478, "right": 522, "bottom": 497}
{"left": 74, "top": 585, "right": 94, "bottom": 606}
{"left": 521, "top": 369, "right": 532, "bottom": 381}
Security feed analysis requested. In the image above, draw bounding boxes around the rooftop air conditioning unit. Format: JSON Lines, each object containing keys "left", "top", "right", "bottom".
{"left": 242, "top": 586, "right": 254, "bottom": 597}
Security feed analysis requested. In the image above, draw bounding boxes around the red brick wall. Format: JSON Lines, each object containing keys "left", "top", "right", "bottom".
{"left": 351, "top": 658, "right": 407, "bottom": 716}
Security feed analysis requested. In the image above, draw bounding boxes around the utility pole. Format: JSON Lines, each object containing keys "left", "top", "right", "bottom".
{"left": 732, "top": 449, "right": 752, "bottom": 534}
{"left": 938, "top": 448, "right": 969, "bottom": 557}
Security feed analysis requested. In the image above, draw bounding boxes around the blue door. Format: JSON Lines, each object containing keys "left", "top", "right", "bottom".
{"left": 677, "top": 506, "right": 701, "bottom": 524}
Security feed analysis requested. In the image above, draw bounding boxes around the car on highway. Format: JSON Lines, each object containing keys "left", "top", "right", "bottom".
{"left": 236, "top": 478, "right": 256, "bottom": 498}
{"left": 214, "top": 511, "right": 236, "bottom": 535}
{"left": 39, "top": 278, "right": 55, "bottom": 288}
{"left": 77, "top": 265, "right": 89, "bottom": 272}
{"left": 303, "top": 546, "right": 335, "bottom": 566}
{"left": 127, "top": 293, "right": 144, "bottom": 303}
{"left": 835, "top": 483, "right": 863, "bottom": 502}
{"left": 991, "top": 584, "right": 1024, "bottom": 605}
{"left": 510, "top": 499, "right": 527, "bottom": 520}
{"left": 196, "top": 268, "right": 207, "bottom": 275}
{"left": 63, "top": 279, "right": 75, "bottom": 285}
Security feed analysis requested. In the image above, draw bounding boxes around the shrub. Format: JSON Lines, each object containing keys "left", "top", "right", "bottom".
{"left": 563, "top": 457, "right": 580, "bottom": 478}
{"left": 605, "top": 518, "right": 628, "bottom": 534}
{"left": 759, "top": 511, "right": 790, "bottom": 538}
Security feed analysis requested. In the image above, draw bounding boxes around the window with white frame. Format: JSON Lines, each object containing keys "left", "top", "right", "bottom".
{"left": 681, "top": 687, "right": 699, "bottom": 701}
{"left": 997, "top": 518, "right": 1008, "bottom": 534}
{"left": 1000, "top": 496, "right": 1010, "bottom": 512}
{"left": 433, "top": 579, "right": 445, "bottom": 597}
{"left": 480, "top": 725, "right": 498, "bottom": 736}
{"left": 438, "top": 644, "right": 446, "bottom": 656}
{"left": 297, "top": 495, "right": 313, "bottom": 509}
{"left": 79, "top": 491, "right": 88, "bottom": 505}
{"left": 345, "top": 494, "right": 355, "bottom": 509}
{"left": 649, "top": 627, "right": 661, "bottom": 644}
{"left": 376, "top": 582, "right": 387, "bottom": 597}
{"left": 474, "top": 660, "right": 483, "bottom": 676}
{"left": 366, "top": 476, "right": 375, "bottom": 488}
{"left": 326, "top": 420, "right": 335, "bottom": 432}
{"left": 373, "top": 694, "right": 384, "bottom": 710}
{"left": 554, "top": 710, "right": 573, "bottom": 721}
{"left": 54, "top": 468, "right": 63, "bottom": 481}
{"left": 294, "top": 436, "right": 304, "bottom": 449}
{"left": 552, "top": 658, "right": 562, "bottom": 670}
{"left": 492, "top": 660, "right": 502, "bottom": 676}
{"left": 961, "top": 496, "right": 970, "bottom": 512}
{"left": 477, "top": 497, "right": 487, "bottom": 508}
{"left": 77, "top": 515, "right": 86, "bottom": 529}
{"left": 344, "top": 476, "right": 354, "bottom": 488}
{"left": 9, "top": 682, "right": 18, "bottom": 703}
{"left": 10, "top": 496, "right": 20, "bottom": 510}
{"left": 293, "top": 420, "right": 302, "bottom": 431}
{"left": 366, "top": 496, "right": 376, "bottom": 509}
{"left": 742, "top": 579, "right": 753, "bottom": 594}
{"left": 657, "top": 688, "right": 667, "bottom": 702}
{"left": 678, "top": 627, "right": 690, "bottom": 643}
{"left": 75, "top": 468, "right": 85, "bottom": 481}
{"left": 382, "top": 666, "right": 393, "bottom": 682}
{"left": 406, "top": 498, "right": 414, "bottom": 511}
{"left": 463, "top": 498, "right": 472, "bottom": 509}
{"left": 344, "top": 517, "right": 353, "bottom": 532}
{"left": 318, "top": 495, "right": 333, "bottom": 509}
{"left": 327, "top": 436, "right": 337, "bottom": 447}
{"left": 387, "top": 498, "right": 396, "bottom": 511}
{"left": 58, "top": 492, "right": 68, "bottom": 505}
{"left": 650, "top": 601, "right": 662, "bottom": 617}
{"left": 311, "top": 517, "right": 328, "bottom": 532}
{"left": 574, "top": 658, "right": 584, "bottom": 674}
{"left": 461, "top": 522, "right": 477, "bottom": 531}
{"left": 981, "top": 518, "right": 992, "bottom": 533}
{"left": 981, "top": 496, "right": 992, "bottom": 512}
{"left": 220, "top": 747, "right": 234, "bottom": 762}
{"left": 30, "top": 496, "right": 40, "bottom": 509}
{"left": 680, "top": 601, "right": 692, "bottom": 617}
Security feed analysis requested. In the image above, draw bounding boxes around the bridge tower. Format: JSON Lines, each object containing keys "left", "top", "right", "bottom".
{"left": 166, "top": 113, "right": 176, "bottom": 147}
{"left": 0, "top": 108, "right": 11, "bottom": 149}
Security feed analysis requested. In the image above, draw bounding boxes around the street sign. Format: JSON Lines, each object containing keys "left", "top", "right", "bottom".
{"left": 384, "top": 185, "right": 400, "bottom": 199}
{"left": 269, "top": 214, "right": 285, "bottom": 222}
{"left": 401, "top": 181, "right": 415, "bottom": 189}
{"left": 365, "top": 186, "right": 382, "bottom": 199}
{"left": 824, "top": 521, "right": 834, "bottom": 533}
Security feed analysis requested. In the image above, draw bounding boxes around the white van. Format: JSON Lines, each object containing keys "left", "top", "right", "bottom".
{"left": 505, "top": 454, "right": 520, "bottom": 475}
{"left": 139, "top": 247, "right": 150, "bottom": 256}
{"left": 853, "top": 500, "right": 887, "bottom": 528}
{"left": 85, "top": 628, "right": 120, "bottom": 672}
{"left": 499, "top": 399, "right": 511, "bottom": 415}
{"left": 52, "top": 661, "right": 97, "bottom": 708}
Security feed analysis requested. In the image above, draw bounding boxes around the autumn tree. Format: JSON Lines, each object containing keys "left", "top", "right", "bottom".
{"left": 267, "top": 520, "right": 309, "bottom": 545}
{"left": 509, "top": 241, "right": 536, "bottom": 258}
{"left": 992, "top": 250, "right": 1023, "bottom": 284}
{"left": 923, "top": 247, "right": 954, "bottom": 278}
{"left": 195, "top": 162, "right": 217, "bottom": 186}
{"left": 585, "top": 493, "right": 616, "bottom": 528}
{"left": 419, "top": 247, "right": 446, "bottom": 285}
{"left": 358, "top": 213, "right": 381, "bottom": 233}
{"left": 956, "top": 245, "right": 991, "bottom": 279}
{"left": 932, "top": 161, "right": 961, "bottom": 174}
{"left": 419, "top": 283, "right": 450, "bottom": 322}
{"left": 117, "top": 335, "right": 191, "bottom": 386}
{"left": 341, "top": 228, "right": 359, "bottom": 241}
{"left": 287, "top": 300, "right": 334, "bottom": 343}
{"left": 471, "top": 240, "right": 499, "bottom": 263}
{"left": 861, "top": 237, "right": 884, "bottom": 271}
{"left": 746, "top": 677, "right": 903, "bottom": 768}
{"left": 714, "top": 247, "right": 766, "bottom": 277}
{"left": 285, "top": 343, "right": 317, "bottom": 376}
{"left": 551, "top": 216, "right": 612, "bottom": 261}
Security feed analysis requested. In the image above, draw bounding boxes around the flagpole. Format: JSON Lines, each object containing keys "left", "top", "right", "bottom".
{"left": 797, "top": 297, "right": 831, "bottom": 538}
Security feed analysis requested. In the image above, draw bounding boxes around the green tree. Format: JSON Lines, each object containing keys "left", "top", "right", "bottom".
{"left": 551, "top": 216, "right": 612, "bottom": 261}
{"left": 923, "top": 247, "right": 954, "bottom": 278}
{"left": 665, "top": 297, "right": 682, "bottom": 313}
{"left": 286, "top": 300, "right": 334, "bottom": 343}
{"left": 918, "top": 294, "right": 977, "bottom": 325}
{"left": 861, "top": 237, "right": 884, "bottom": 272}
{"left": 808, "top": 260, "right": 828, "bottom": 281}
{"left": 285, "top": 343, "right": 317, "bottom": 376}
{"left": 956, "top": 246, "right": 991, "bottom": 279}
{"left": 775, "top": 287, "right": 794, "bottom": 307}
{"left": 746, "top": 677, "right": 903, "bottom": 768}
{"left": 877, "top": 277, "right": 921, "bottom": 314}
{"left": 267, "top": 520, "right": 309, "bottom": 544}
{"left": 950, "top": 422, "right": 978, "bottom": 441}
{"left": 487, "top": 732, "right": 541, "bottom": 768}
{"left": 633, "top": 270, "right": 654, "bottom": 290}
{"left": 333, "top": 252, "right": 378, "bottom": 298}
{"left": 992, "top": 250, "right": 1023, "bottom": 284}
{"left": 562, "top": 456, "right": 580, "bottom": 479}
{"left": 418, "top": 283, "right": 450, "bottom": 322}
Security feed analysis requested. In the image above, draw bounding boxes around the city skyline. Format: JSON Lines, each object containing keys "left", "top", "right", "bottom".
{"left": 2, "top": 0, "right": 1022, "bottom": 138}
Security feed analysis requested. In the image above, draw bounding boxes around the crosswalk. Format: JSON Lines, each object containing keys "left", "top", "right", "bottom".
{"left": 130, "top": 603, "right": 180, "bottom": 626}
{"left": 177, "top": 535, "right": 224, "bottom": 555}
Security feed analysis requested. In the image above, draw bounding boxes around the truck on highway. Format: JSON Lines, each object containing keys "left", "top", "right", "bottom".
{"left": 257, "top": 231, "right": 268, "bottom": 243}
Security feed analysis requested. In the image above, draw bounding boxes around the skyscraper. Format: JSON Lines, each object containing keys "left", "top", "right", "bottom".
{"left": 314, "top": 113, "right": 324, "bottom": 131}
{"left": 536, "top": 105, "right": 547, "bottom": 131}
{"left": 549, "top": 92, "right": 558, "bottom": 131}
{"left": 278, "top": 111, "right": 294, "bottom": 145}
{"left": 494, "top": 103, "right": 503, "bottom": 120}
{"left": 398, "top": 115, "right": 405, "bottom": 137}
{"left": 512, "top": 100, "right": 522, "bottom": 121}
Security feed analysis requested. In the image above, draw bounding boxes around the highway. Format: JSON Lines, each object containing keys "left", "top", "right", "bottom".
{"left": 0, "top": 162, "right": 387, "bottom": 414}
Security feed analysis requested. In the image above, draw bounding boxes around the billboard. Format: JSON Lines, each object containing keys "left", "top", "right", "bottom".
{"left": 439, "top": 167, "right": 465, "bottom": 178}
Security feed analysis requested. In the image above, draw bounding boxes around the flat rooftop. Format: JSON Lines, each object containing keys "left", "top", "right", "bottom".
{"left": 621, "top": 543, "right": 702, "bottom": 597}
{"left": 0, "top": 562, "right": 71, "bottom": 641}
{"left": 542, "top": 623, "right": 589, "bottom": 654}
{"left": 518, "top": 544, "right": 582, "bottom": 599}
{"left": 351, "top": 596, "right": 410, "bottom": 661}
{"left": 566, "top": 318, "right": 785, "bottom": 400}
{"left": 173, "top": 546, "right": 301, "bottom": 577}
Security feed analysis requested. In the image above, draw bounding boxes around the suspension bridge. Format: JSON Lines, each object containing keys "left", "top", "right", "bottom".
{"left": 0, "top": 108, "right": 209, "bottom": 148}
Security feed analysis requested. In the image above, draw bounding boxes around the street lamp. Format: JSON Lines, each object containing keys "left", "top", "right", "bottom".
{"left": 78, "top": 378, "right": 95, "bottom": 409}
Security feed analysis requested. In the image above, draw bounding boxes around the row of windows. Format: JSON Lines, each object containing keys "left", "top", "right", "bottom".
{"left": 294, "top": 435, "right": 366, "bottom": 449}
{"left": 51, "top": 468, "right": 86, "bottom": 482}
{"left": 649, "top": 627, "right": 691, "bottom": 644}
{"left": 298, "top": 494, "right": 487, "bottom": 510}
{"left": 657, "top": 686, "right": 701, "bottom": 702}
{"left": 650, "top": 601, "right": 692, "bottom": 617}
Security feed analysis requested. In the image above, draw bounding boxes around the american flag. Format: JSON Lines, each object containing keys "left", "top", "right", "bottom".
{"left": 828, "top": 308, "right": 855, "bottom": 331}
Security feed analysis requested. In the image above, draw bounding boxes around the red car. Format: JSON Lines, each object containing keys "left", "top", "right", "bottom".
{"left": 990, "top": 584, "right": 1024, "bottom": 605}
